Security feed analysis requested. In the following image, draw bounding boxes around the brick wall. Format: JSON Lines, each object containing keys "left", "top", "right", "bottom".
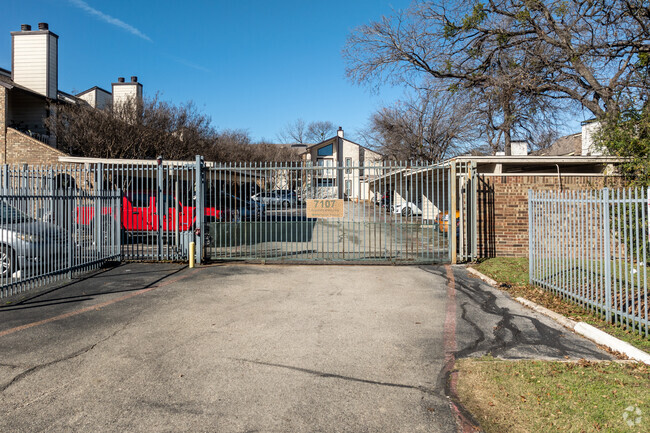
{"left": 477, "top": 174, "right": 622, "bottom": 258}
{"left": 0, "top": 87, "right": 6, "bottom": 164}
{"left": 4, "top": 127, "right": 67, "bottom": 165}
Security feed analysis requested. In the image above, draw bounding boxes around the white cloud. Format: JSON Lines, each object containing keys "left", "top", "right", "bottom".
{"left": 166, "top": 55, "right": 211, "bottom": 73}
{"left": 68, "top": 0, "right": 152, "bottom": 42}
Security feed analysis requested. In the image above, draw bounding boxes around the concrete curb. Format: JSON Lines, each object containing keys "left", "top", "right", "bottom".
{"left": 466, "top": 267, "right": 498, "bottom": 287}
{"left": 573, "top": 323, "right": 650, "bottom": 365}
{"left": 515, "top": 297, "right": 577, "bottom": 330}
{"left": 466, "top": 266, "right": 650, "bottom": 365}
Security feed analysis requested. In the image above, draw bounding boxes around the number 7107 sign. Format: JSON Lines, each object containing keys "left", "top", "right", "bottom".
{"left": 306, "top": 199, "right": 344, "bottom": 218}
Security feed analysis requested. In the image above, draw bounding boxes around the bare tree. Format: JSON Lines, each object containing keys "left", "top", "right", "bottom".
{"left": 344, "top": 0, "right": 650, "bottom": 153}
{"left": 363, "top": 89, "right": 478, "bottom": 161}
{"left": 277, "top": 118, "right": 307, "bottom": 144}
{"left": 306, "top": 121, "right": 336, "bottom": 143}
{"left": 48, "top": 97, "right": 301, "bottom": 162}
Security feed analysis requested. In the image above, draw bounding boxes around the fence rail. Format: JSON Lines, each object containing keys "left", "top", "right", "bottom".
{"left": 529, "top": 188, "right": 649, "bottom": 337}
{"left": 1, "top": 187, "right": 122, "bottom": 299}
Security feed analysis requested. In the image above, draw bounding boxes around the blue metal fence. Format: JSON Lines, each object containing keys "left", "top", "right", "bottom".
{"left": 529, "top": 188, "right": 649, "bottom": 337}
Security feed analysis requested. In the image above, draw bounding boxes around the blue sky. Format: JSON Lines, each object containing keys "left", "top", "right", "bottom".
{"left": 1, "top": 0, "right": 415, "bottom": 142}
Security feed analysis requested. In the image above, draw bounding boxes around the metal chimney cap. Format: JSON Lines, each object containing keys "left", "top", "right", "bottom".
{"left": 20, "top": 24, "right": 32, "bottom": 31}
{"left": 38, "top": 22, "right": 49, "bottom": 30}
{"left": 117, "top": 77, "right": 125, "bottom": 83}
{"left": 130, "top": 76, "right": 138, "bottom": 83}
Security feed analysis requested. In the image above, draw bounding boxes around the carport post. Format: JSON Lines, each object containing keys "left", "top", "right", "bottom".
{"left": 194, "top": 155, "right": 204, "bottom": 265}
{"left": 450, "top": 162, "right": 457, "bottom": 264}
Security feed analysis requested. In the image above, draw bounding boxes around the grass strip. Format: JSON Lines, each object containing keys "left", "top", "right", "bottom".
{"left": 456, "top": 358, "right": 649, "bottom": 433}
{"left": 472, "top": 258, "right": 650, "bottom": 353}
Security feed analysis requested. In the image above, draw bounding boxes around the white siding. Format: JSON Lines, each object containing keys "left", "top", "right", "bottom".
{"left": 13, "top": 34, "right": 48, "bottom": 96}
{"left": 12, "top": 33, "right": 57, "bottom": 99}
{"left": 581, "top": 121, "right": 602, "bottom": 156}
{"left": 48, "top": 36, "right": 57, "bottom": 98}
{"left": 96, "top": 90, "right": 112, "bottom": 109}
{"left": 77, "top": 91, "right": 96, "bottom": 107}
{"left": 77, "top": 89, "right": 112, "bottom": 109}
{"left": 112, "top": 84, "right": 141, "bottom": 107}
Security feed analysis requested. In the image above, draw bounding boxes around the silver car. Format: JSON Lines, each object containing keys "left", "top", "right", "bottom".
{"left": 251, "top": 190, "right": 299, "bottom": 208}
{"left": 0, "top": 201, "right": 71, "bottom": 279}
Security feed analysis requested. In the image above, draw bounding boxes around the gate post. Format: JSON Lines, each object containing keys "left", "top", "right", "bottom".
{"left": 450, "top": 162, "right": 457, "bottom": 264}
{"left": 157, "top": 157, "right": 163, "bottom": 260}
{"left": 95, "top": 163, "right": 104, "bottom": 255}
{"left": 195, "top": 155, "right": 205, "bottom": 265}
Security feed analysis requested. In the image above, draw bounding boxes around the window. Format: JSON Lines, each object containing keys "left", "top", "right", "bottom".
{"left": 316, "top": 178, "right": 335, "bottom": 187}
{"left": 345, "top": 157, "right": 352, "bottom": 174}
{"left": 317, "top": 143, "right": 333, "bottom": 157}
{"left": 345, "top": 180, "right": 351, "bottom": 197}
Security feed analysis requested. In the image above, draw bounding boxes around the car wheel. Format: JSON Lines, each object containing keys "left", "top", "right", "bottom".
{"left": 282, "top": 200, "right": 290, "bottom": 208}
{"left": 401, "top": 207, "right": 412, "bottom": 217}
{"left": 0, "top": 246, "right": 15, "bottom": 277}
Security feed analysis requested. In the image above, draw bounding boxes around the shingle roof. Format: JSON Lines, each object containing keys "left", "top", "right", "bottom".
{"left": 534, "top": 133, "right": 582, "bottom": 156}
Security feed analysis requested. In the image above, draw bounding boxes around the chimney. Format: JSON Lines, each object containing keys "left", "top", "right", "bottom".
{"left": 337, "top": 126, "right": 344, "bottom": 138}
{"left": 510, "top": 140, "right": 529, "bottom": 156}
{"left": 11, "top": 23, "right": 59, "bottom": 98}
{"left": 112, "top": 75, "right": 144, "bottom": 108}
{"left": 581, "top": 120, "right": 603, "bottom": 156}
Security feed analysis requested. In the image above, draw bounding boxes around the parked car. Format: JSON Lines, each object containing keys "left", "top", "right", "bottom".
{"left": 392, "top": 201, "right": 423, "bottom": 216}
{"left": 0, "top": 201, "right": 70, "bottom": 278}
{"left": 251, "top": 190, "right": 300, "bottom": 208}
{"left": 216, "top": 193, "right": 266, "bottom": 221}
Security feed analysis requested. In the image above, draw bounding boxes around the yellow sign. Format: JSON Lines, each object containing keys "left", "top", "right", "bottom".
{"left": 306, "top": 199, "right": 344, "bottom": 218}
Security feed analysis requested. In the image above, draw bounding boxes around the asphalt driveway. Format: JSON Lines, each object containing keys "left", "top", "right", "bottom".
{"left": 0, "top": 263, "right": 612, "bottom": 432}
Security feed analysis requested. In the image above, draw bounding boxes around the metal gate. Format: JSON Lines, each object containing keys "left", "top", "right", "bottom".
{"left": 2, "top": 158, "right": 476, "bottom": 265}
{"left": 202, "top": 161, "right": 476, "bottom": 264}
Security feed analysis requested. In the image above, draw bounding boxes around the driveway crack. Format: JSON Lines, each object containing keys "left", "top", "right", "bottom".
{"left": 234, "top": 358, "right": 437, "bottom": 396}
{"left": 0, "top": 323, "right": 129, "bottom": 393}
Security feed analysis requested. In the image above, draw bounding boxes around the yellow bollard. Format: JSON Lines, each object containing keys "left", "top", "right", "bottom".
{"left": 189, "top": 242, "right": 195, "bottom": 268}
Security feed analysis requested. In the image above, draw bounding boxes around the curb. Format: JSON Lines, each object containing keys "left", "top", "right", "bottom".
{"left": 467, "top": 266, "right": 650, "bottom": 365}
{"left": 466, "top": 267, "right": 498, "bottom": 286}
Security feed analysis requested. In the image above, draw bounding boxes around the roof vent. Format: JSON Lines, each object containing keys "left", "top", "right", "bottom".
{"left": 117, "top": 77, "right": 125, "bottom": 83}
{"left": 38, "top": 22, "right": 49, "bottom": 30}
{"left": 20, "top": 24, "right": 31, "bottom": 31}
{"left": 130, "top": 76, "right": 138, "bottom": 83}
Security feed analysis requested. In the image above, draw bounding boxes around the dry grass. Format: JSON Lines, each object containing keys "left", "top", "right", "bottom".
{"left": 456, "top": 357, "right": 650, "bottom": 433}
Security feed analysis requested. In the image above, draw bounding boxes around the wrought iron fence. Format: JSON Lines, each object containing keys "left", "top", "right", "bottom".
{"left": 529, "top": 188, "right": 649, "bottom": 337}
{"left": 0, "top": 186, "right": 122, "bottom": 299}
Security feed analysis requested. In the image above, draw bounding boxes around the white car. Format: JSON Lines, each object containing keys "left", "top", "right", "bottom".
{"left": 391, "top": 201, "right": 422, "bottom": 216}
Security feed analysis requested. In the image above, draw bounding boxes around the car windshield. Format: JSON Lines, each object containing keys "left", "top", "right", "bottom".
{"left": 0, "top": 201, "right": 33, "bottom": 224}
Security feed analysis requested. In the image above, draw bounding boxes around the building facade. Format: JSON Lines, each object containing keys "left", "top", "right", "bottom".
{"left": 0, "top": 23, "right": 142, "bottom": 165}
